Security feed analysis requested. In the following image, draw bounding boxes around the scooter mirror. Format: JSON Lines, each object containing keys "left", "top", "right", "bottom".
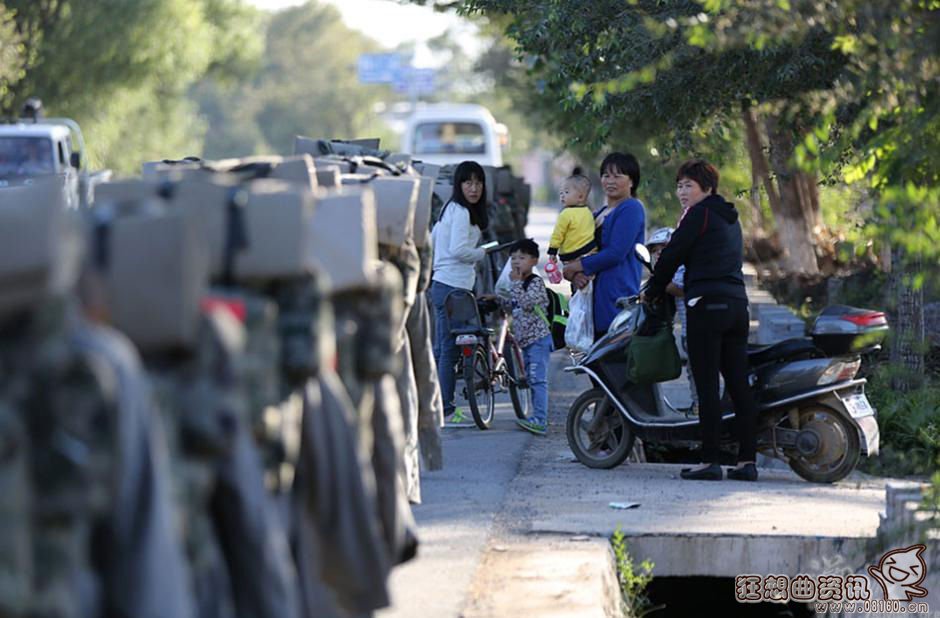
{"left": 634, "top": 243, "right": 651, "bottom": 266}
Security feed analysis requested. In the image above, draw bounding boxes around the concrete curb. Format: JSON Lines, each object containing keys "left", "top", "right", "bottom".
{"left": 462, "top": 535, "right": 622, "bottom": 618}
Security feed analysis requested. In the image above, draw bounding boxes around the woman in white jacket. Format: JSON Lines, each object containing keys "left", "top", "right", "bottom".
{"left": 430, "top": 161, "right": 489, "bottom": 426}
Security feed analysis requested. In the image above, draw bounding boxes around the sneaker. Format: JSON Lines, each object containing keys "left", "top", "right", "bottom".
{"left": 445, "top": 408, "right": 475, "bottom": 428}
{"left": 515, "top": 418, "right": 547, "bottom": 435}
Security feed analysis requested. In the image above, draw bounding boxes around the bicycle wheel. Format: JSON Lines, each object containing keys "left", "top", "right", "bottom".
{"left": 505, "top": 339, "right": 532, "bottom": 420}
{"left": 464, "top": 345, "right": 495, "bottom": 429}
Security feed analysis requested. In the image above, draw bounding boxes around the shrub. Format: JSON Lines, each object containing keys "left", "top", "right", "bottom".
{"left": 861, "top": 368, "right": 940, "bottom": 478}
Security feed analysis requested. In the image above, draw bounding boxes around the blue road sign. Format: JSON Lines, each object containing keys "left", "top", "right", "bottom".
{"left": 357, "top": 53, "right": 402, "bottom": 84}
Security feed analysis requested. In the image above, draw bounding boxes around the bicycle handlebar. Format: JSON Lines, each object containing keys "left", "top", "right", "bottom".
{"left": 483, "top": 240, "right": 519, "bottom": 254}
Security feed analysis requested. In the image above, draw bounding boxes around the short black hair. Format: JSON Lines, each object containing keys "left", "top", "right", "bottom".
{"left": 565, "top": 174, "right": 591, "bottom": 196}
{"left": 450, "top": 160, "right": 489, "bottom": 230}
{"left": 511, "top": 238, "right": 539, "bottom": 259}
{"left": 676, "top": 159, "right": 719, "bottom": 194}
{"left": 599, "top": 152, "right": 640, "bottom": 196}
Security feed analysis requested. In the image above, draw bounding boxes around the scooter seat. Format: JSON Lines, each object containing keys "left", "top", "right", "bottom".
{"left": 747, "top": 337, "right": 821, "bottom": 366}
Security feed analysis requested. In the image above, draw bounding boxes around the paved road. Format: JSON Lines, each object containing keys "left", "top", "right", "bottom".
{"left": 379, "top": 204, "right": 565, "bottom": 617}
{"left": 377, "top": 397, "right": 535, "bottom": 617}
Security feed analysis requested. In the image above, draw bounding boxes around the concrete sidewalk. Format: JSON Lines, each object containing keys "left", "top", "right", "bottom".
{"left": 378, "top": 361, "right": 625, "bottom": 618}
{"left": 497, "top": 357, "right": 905, "bottom": 577}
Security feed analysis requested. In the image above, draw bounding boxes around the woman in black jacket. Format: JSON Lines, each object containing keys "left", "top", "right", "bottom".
{"left": 646, "top": 159, "right": 759, "bottom": 482}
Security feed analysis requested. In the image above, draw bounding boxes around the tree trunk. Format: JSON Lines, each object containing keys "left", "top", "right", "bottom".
{"left": 741, "top": 108, "right": 774, "bottom": 229}
{"left": 794, "top": 170, "right": 821, "bottom": 235}
{"left": 890, "top": 247, "right": 926, "bottom": 392}
{"left": 764, "top": 114, "right": 820, "bottom": 275}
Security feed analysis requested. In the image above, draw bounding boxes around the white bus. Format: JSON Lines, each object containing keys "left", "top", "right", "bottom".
{"left": 401, "top": 103, "right": 507, "bottom": 167}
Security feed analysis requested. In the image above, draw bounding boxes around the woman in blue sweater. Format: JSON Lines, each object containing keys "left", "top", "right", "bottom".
{"left": 564, "top": 152, "right": 646, "bottom": 337}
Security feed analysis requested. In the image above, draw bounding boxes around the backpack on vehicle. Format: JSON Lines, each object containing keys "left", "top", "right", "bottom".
{"left": 523, "top": 275, "right": 569, "bottom": 351}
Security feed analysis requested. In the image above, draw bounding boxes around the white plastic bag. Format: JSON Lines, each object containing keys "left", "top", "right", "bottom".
{"left": 495, "top": 259, "right": 513, "bottom": 298}
{"left": 565, "top": 281, "right": 594, "bottom": 353}
{"left": 494, "top": 259, "right": 542, "bottom": 298}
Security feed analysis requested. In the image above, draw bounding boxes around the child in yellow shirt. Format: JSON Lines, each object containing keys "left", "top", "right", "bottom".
{"left": 548, "top": 174, "right": 597, "bottom": 265}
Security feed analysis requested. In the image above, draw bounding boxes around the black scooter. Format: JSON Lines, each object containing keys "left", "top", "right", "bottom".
{"left": 565, "top": 245, "right": 888, "bottom": 483}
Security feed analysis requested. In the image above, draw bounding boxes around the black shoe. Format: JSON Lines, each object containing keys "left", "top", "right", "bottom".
{"left": 680, "top": 463, "right": 723, "bottom": 480}
{"left": 680, "top": 464, "right": 716, "bottom": 473}
{"left": 727, "top": 463, "right": 758, "bottom": 482}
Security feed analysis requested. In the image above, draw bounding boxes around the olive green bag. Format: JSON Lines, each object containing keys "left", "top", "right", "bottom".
{"left": 625, "top": 323, "right": 682, "bottom": 384}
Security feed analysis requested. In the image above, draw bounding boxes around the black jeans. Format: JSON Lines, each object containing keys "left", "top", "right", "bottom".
{"left": 686, "top": 296, "right": 757, "bottom": 464}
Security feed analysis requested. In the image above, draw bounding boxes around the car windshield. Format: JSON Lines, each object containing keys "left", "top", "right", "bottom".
{"left": 414, "top": 122, "right": 486, "bottom": 155}
{"left": 0, "top": 136, "right": 56, "bottom": 179}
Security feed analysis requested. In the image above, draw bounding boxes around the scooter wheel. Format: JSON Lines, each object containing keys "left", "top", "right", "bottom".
{"left": 786, "top": 405, "right": 861, "bottom": 483}
{"left": 566, "top": 388, "right": 635, "bottom": 469}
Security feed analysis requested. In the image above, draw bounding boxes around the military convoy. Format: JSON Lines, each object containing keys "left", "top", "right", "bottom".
{"left": 0, "top": 114, "right": 531, "bottom": 617}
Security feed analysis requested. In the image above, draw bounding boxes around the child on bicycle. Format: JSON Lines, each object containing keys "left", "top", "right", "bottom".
{"left": 483, "top": 238, "right": 553, "bottom": 435}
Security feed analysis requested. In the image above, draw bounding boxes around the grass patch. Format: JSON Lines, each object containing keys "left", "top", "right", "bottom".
{"left": 611, "top": 527, "right": 658, "bottom": 617}
{"left": 860, "top": 368, "right": 940, "bottom": 479}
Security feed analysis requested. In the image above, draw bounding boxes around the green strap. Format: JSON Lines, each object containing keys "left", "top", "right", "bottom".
{"left": 534, "top": 306, "right": 568, "bottom": 326}
{"left": 535, "top": 294, "right": 569, "bottom": 328}
{"left": 533, "top": 305, "right": 551, "bottom": 328}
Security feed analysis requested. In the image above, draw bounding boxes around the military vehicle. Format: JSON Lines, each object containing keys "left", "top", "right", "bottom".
{"left": 0, "top": 98, "right": 110, "bottom": 207}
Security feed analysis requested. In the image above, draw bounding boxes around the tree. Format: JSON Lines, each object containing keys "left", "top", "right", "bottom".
{"left": 702, "top": 0, "right": 939, "bottom": 389}
{"left": 4, "top": 0, "right": 262, "bottom": 172}
{"left": 0, "top": 3, "right": 24, "bottom": 111}
{"left": 193, "top": 1, "right": 392, "bottom": 159}
{"left": 427, "top": 0, "right": 938, "bottom": 381}
{"left": 420, "top": 0, "right": 859, "bottom": 272}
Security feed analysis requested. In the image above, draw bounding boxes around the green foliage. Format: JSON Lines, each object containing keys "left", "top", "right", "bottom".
{"left": 4, "top": 0, "right": 264, "bottom": 173}
{"left": 432, "top": 0, "right": 939, "bottom": 281}
{"left": 88, "top": 87, "right": 207, "bottom": 171}
{"left": 712, "top": 1, "right": 939, "bottom": 189}
{"left": 0, "top": 3, "right": 24, "bottom": 109}
{"left": 468, "top": 22, "right": 548, "bottom": 168}
{"left": 611, "top": 527, "right": 656, "bottom": 617}
{"left": 861, "top": 370, "right": 940, "bottom": 478}
{"left": 863, "top": 185, "right": 940, "bottom": 279}
{"left": 926, "top": 468, "right": 940, "bottom": 521}
{"left": 256, "top": 3, "right": 385, "bottom": 148}
{"left": 702, "top": 1, "right": 940, "bottom": 283}
{"left": 194, "top": 1, "right": 392, "bottom": 159}
{"left": 451, "top": 0, "right": 844, "bottom": 159}
{"left": 6, "top": 0, "right": 402, "bottom": 172}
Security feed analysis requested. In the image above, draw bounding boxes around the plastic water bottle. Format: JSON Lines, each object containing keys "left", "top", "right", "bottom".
{"left": 545, "top": 261, "right": 563, "bottom": 284}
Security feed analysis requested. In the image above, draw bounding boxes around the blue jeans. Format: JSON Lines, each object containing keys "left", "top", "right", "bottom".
{"left": 523, "top": 334, "right": 553, "bottom": 425}
{"left": 429, "top": 280, "right": 461, "bottom": 416}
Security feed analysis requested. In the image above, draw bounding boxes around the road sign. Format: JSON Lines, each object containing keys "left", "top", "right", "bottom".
{"left": 394, "top": 67, "right": 436, "bottom": 96}
{"left": 357, "top": 53, "right": 402, "bottom": 84}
